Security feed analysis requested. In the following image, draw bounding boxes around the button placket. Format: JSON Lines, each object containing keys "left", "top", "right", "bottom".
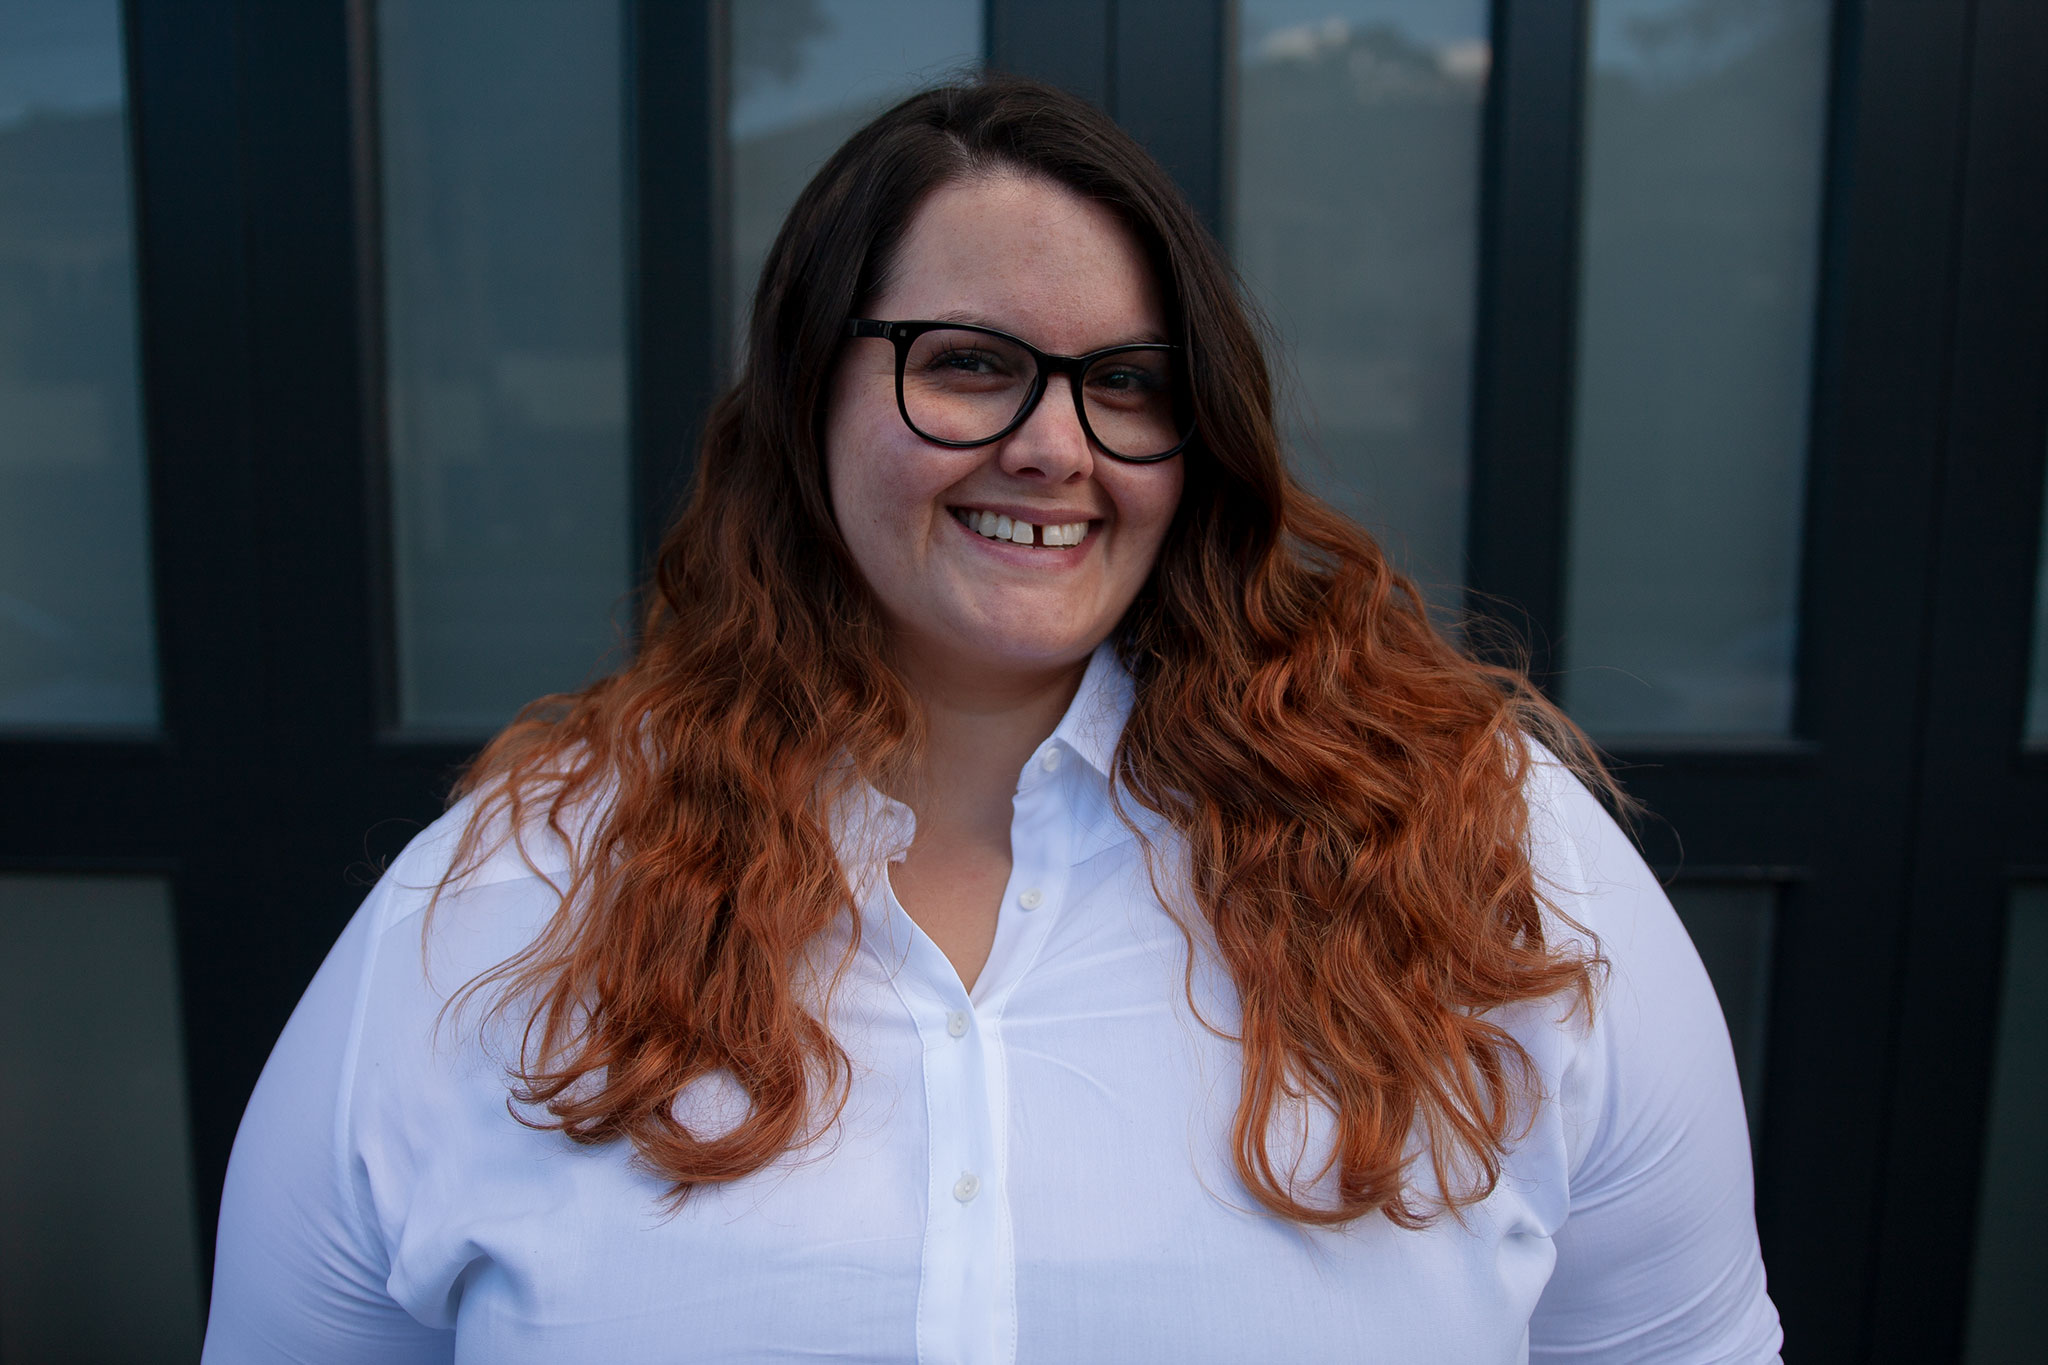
{"left": 893, "top": 930, "right": 1003, "bottom": 1365}
{"left": 903, "top": 735, "right": 1079, "bottom": 1364}
{"left": 985, "top": 753, "right": 1076, "bottom": 993}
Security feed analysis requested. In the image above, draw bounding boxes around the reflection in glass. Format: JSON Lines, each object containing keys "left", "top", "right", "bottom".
{"left": 1964, "top": 887, "right": 2047, "bottom": 1363}
{"left": 1668, "top": 883, "right": 1775, "bottom": 1144}
{"left": 1563, "top": 0, "right": 1830, "bottom": 735}
{"left": 729, "top": 0, "right": 982, "bottom": 360}
{"left": 380, "top": 0, "right": 632, "bottom": 731}
{"left": 1232, "top": 1, "right": 1489, "bottom": 594}
{"left": 0, "top": 0, "right": 159, "bottom": 727}
{"left": 0, "top": 876, "right": 202, "bottom": 1359}
{"left": 2026, "top": 445, "right": 2048, "bottom": 742}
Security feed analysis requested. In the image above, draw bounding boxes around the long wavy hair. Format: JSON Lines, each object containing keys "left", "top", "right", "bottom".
{"left": 443, "top": 74, "right": 1613, "bottom": 1228}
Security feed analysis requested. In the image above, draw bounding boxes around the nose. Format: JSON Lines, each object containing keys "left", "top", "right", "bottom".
{"left": 996, "top": 373, "right": 1095, "bottom": 483}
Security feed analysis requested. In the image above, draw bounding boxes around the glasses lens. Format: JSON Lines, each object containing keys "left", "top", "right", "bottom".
{"left": 1082, "top": 348, "right": 1187, "bottom": 460}
{"left": 900, "top": 328, "right": 1036, "bottom": 445}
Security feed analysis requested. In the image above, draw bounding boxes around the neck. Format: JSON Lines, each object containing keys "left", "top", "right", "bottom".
{"left": 887, "top": 643, "right": 1091, "bottom": 838}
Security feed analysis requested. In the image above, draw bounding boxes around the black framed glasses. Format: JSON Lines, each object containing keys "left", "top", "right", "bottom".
{"left": 845, "top": 318, "right": 1195, "bottom": 463}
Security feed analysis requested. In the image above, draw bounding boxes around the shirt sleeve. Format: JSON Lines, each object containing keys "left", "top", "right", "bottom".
{"left": 201, "top": 872, "right": 454, "bottom": 1364}
{"left": 1525, "top": 761, "right": 1784, "bottom": 1363}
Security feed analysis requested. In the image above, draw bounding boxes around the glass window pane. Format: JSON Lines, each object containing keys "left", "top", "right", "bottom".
{"left": 380, "top": 0, "right": 632, "bottom": 731}
{"left": 2025, "top": 442, "right": 2048, "bottom": 743}
{"left": 1231, "top": 1, "right": 1490, "bottom": 593}
{"left": 0, "top": 875, "right": 201, "bottom": 1360}
{"left": 1668, "top": 883, "right": 1776, "bottom": 1145}
{"left": 730, "top": 0, "right": 983, "bottom": 359}
{"left": 1964, "top": 886, "right": 2048, "bottom": 1363}
{"left": 1562, "top": 0, "right": 1831, "bottom": 736}
{"left": 0, "top": 0, "right": 159, "bottom": 728}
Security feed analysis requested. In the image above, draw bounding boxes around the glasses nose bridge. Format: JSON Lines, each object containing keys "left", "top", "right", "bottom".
{"left": 1029, "top": 349, "right": 1093, "bottom": 426}
{"left": 1001, "top": 348, "right": 1095, "bottom": 471}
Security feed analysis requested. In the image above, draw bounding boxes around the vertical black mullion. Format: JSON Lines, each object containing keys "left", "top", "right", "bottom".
{"left": 354, "top": 0, "right": 401, "bottom": 733}
{"left": 132, "top": 0, "right": 383, "bottom": 1282}
{"left": 1463, "top": 0, "right": 1587, "bottom": 685}
{"left": 1761, "top": 1, "right": 1977, "bottom": 1356}
{"left": 234, "top": 0, "right": 385, "bottom": 930}
{"left": 124, "top": 0, "right": 271, "bottom": 1282}
{"left": 990, "top": 0, "right": 1227, "bottom": 244}
{"left": 986, "top": 0, "right": 1115, "bottom": 108}
{"left": 1871, "top": 0, "right": 2048, "bottom": 1356}
{"left": 1109, "top": 0, "right": 1227, "bottom": 240}
{"left": 628, "top": 0, "right": 727, "bottom": 576}
{"left": 237, "top": 0, "right": 379, "bottom": 778}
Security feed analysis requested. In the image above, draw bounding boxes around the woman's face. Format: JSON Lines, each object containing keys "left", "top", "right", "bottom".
{"left": 824, "top": 173, "right": 1184, "bottom": 686}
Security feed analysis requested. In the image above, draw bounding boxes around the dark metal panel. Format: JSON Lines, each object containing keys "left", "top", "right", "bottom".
{"left": 1871, "top": 0, "right": 2048, "bottom": 1354}
{"left": 126, "top": 0, "right": 399, "bottom": 1282}
{"left": 123, "top": 0, "right": 270, "bottom": 1284}
{"left": 1110, "top": 0, "right": 1227, "bottom": 238}
{"left": 0, "top": 742, "right": 181, "bottom": 864}
{"left": 237, "top": 0, "right": 379, "bottom": 763}
{"left": 123, "top": 0, "right": 261, "bottom": 768}
{"left": 986, "top": 0, "right": 1113, "bottom": 107}
{"left": 1603, "top": 747, "right": 1821, "bottom": 875}
{"left": 989, "top": 0, "right": 1228, "bottom": 250}
{"left": 1759, "top": 1, "right": 1977, "bottom": 1355}
{"left": 217, "top": 2, "right": 388, "bottom": 1248}
{"left": 1464, "top": 0, "right": 1587, "bottom": 684}
{"left": 627, "top": 0, "right": 727, "bottom": 573}
{"left": 2014, "top": 759, "right": 2048, "bottom": 873}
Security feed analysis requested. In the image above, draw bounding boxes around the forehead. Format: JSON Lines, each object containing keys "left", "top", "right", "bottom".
{"left": 871, "top": 173, "right": 1167, "bottom": 348}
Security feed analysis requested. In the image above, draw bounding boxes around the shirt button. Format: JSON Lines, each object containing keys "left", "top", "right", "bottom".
{"left": 953, "top": 1171, "right": 981, "bottom": 1202}
{"left": 946, "top": 1010, "right": 969, "bottom": 1038}
{"left": 1040, "top": 748, "right": 1061, "bottom": 772}
{"left": 1018, "top": 888, "right": 1043, "bottom": 911}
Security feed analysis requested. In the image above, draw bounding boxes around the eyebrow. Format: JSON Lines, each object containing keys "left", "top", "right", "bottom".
{"left": 925, "top": 309, "right": 1171, "bottom": 349}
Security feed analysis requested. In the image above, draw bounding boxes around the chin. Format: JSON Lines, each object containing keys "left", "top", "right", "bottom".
{"left": 922, "top": 614, "right": 1108, "bottom": 677}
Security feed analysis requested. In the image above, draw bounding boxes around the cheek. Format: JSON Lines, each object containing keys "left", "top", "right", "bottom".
{"left": 1122, "top": 467, "right": 1185, "bottom": 555}
{"left": 823, "top": 375, "right": 902, "bottom": 527}
{"left": 823, "top": 393, "right": 950, "bottom": 596}
{"left": 834, "top": 439, "right": 935, "bottom": 537}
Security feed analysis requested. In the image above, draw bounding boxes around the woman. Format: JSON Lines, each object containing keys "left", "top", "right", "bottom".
{"left": 205, "top": 76, "right": 1779, "bottom": 1361}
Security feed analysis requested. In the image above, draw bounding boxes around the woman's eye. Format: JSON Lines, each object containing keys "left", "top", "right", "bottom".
{"left": 928, "top": 348, "right": 1004, "bottom": 375}
{"left": 1092, "top": 366, "right": 1161, "bottom": 393}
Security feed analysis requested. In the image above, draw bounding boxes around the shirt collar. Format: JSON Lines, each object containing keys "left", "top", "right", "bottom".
{"left": 829, "top": 641, "right": 1137, "bottom": 874}
{"left": 1044, "top": 640, "right": 1134, "bottom": 782}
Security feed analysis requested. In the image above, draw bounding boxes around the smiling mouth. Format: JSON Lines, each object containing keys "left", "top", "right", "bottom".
{"left": 949, "top": 507, "right": 1094, "bottom": 548}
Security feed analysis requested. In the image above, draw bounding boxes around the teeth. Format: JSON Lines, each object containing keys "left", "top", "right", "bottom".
{"left": 955, "top": 510, "right": 1089, "bottom": 548}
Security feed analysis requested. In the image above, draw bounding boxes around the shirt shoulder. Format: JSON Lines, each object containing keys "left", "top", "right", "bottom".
{"left": 1512, "top": 744, "right": 1782, "bottom": 1361}
{"left": 205, "top": 784, "right": 605, "bottom": 1360}
{"left": 369, "top": 782, "right": 587, "bottom": 928}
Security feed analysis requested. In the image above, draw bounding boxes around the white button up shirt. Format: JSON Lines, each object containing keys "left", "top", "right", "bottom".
{"left": 205, "top": 646, "right": 1781, "bottom": 1362}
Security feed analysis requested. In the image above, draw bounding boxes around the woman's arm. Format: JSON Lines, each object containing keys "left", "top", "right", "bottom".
{"left": 1525, "top": 763, "right": 1784, "bottom": 1363}
{"left": 202, "top": 877, "right": 453, "bottom": 1364}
